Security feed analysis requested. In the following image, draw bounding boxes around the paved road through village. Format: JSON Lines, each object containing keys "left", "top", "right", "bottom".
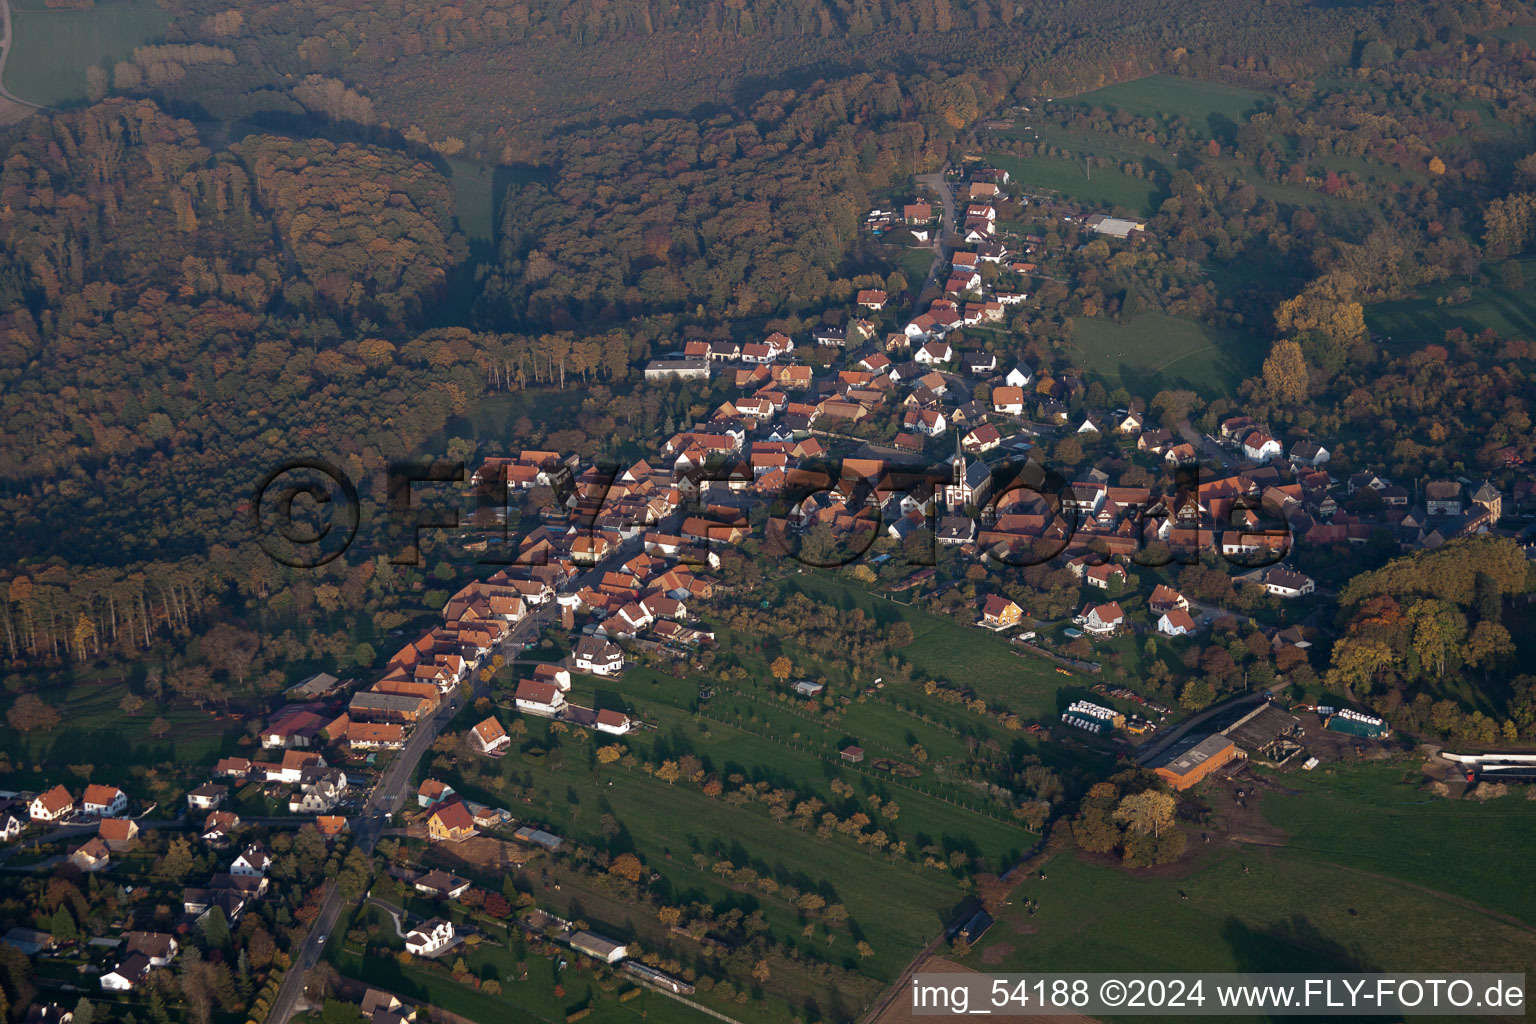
{"left": 265, "top": 595, "right": 561, "bottom": 1024}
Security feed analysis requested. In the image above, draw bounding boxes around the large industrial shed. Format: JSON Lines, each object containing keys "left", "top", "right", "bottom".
{"left": 1153, "top": 734, "right": 1242, "bottom": 791}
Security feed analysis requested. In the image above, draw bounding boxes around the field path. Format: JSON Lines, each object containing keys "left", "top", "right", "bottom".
{"left": 0, "top": 0, "right": 42, "bottom": 121}
{"left": 0, "top": 0, "right": 43, "bottom": 123}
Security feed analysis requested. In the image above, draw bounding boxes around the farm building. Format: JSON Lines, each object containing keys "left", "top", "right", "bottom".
{"left": 514, "top": 826, "right": 564, "bottom": 851}
{"left": 1152, "top": 735, "right": 1241, "bottom": 791}
{"left": 571, "top": 930, "right": 628, "bottom": 964}
{"left": 1223, "top": 702, "right": 1304, "bottom": 763}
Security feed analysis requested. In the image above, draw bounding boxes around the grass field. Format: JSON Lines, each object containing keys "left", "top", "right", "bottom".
{"left": 1259, "top": 759, "right": 1536, "bottom": 927}
{"left": 1366, "top": 259, "right": 1536, "bottom": 348}
{"left": 461, "top": 694, "right": 1033, "bottom": 983}
{"left": 777, "top": 573, "right": 1073, "bottom": 721}
{"left": 425, "top": 624, "right": 1059, "bottom": 1022}
{"left": 0, "top": 674, "right": 240, "bottom": 783}
{"left": 1493, "top": 24, "right": 1536, "bottom": 46}
{"left": 4, "top": 0, "right": 171, "bottom": 108}
{"left": 1069, "top": 312, "right": 1266, "bottom": 397}
{"left": 987, "top": 151, "right": 1161, "bottom": 217}
{"left": 1055, "top": 75, "right": 1273, "bottom": 132}
{"left": 966, "top": 758, "right": 1536, "bottom": 1019}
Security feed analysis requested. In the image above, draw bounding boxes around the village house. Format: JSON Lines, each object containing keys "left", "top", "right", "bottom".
{"left": 980, "top": 595, "right": 1024, "bottom": 629}
{"left": 0, "top": 810, "right": 23, "bottom": 843}
{"left": 572, "top": 636, "right": 625, "bottom": 676}
{"left": 1148, "top": 584, "right": 1188, "bottom": 614}
{"left": 515, "top": 679, "right": 566, "bottom": 717}
{"left": 186, "top": 783, "right": 228, "bottom": 812}
{"left": 1084, "top": 563, "right": 1127, "bottom": 589}
{"left": 936, "top": 515, "right": 976, "bottom": 546}
{"left": 1241, "top": 432, "right": 1283, "bottom": 463}
{"left": 230, "top": 843, "right": 272, "bottom": 878}
{"left": 414, "top": 869, "right": 472, "bottom": 900}
{"left": 1260, "top": 568, "right": 1316, "bottom": 598}
{"left": 417, "top": 779, "right": 456, "bottom": 808}
{"left": 213, "top": 757, "right": 252, "bottom": 779}
{"left": 1157, "top": 609, "right": 1198, "bottom": 637}
{"left": 29, "top": 785, "right": 74, "bottom": 823}
{"left": 80, "top": 784, "right": 127, "bottom": 819}
{"left": 68, "top": 837, "right": 111, "bottom": 872}
{"left": 100, "top": 953, "right": 153, "bottom": 992}
{"left": 288, "top": 768, "right": 347, "bottom": 814}
{"left": 200, "top": 811, "right": 240, "bottom": 846}
{"left": 124, "top": 932, "right": 178, "bottom": 967}
{"left": 1077, "top": 601, "right": 1126, "bottom": 636}
{"left": 470, "top": 716, "right": 512, "bottom": 755}
{"left": 595, "top": 710, "right": 633, "bottom": 735}
{"left": 1004, "top": 363, "right": 1035, "bottom": 389}
{"left": 962, "top": 423, "right": 1002, "bottom": 454}
{"left": 904, "top": 407, "right": 948, "bottom": 437}
{"left": 315, "top": 815, "right": 349, "bottom": 840}
{"left": 992, "top": 385, "right": 1025, "bottom": 415}
{"left": 914, "top": 340, "right": 953, "bottom": 364}
{"left": 427, "top": 801, "right": 478, "bottom": 843}
{"left": 404, "top": 918, "right": 456, "bottom": 957}
{"left": 98, "top": 817, "right": 140, "bottom": 850}
{"left": 1288, "top": 440, "right": 1330, "bottom": 467}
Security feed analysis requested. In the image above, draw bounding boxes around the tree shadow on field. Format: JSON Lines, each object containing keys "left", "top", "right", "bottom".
{"left": 1221, "top": 915, "right": 1398, "bottom": 1023}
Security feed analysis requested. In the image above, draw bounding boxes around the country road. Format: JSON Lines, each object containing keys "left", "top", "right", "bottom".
{"left": 264, "top": 597, "right": 562, "bottom": 1024}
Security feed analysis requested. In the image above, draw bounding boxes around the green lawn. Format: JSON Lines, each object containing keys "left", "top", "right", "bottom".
{"left": 1259, "top": 759, "right": 1536, "bottom": 927}
{"left": 0, "top": 674, "right": 240, "bottom": 781}
{"left": 1493, "top": 24, "right": 1536, "bottom": 46}
{"left": 987, "top": 151, "right": 1161, "bottom": 218}
{"left": 967, "top": 843, "right": 1536, "bottom": 986}
{"left": 4, "top": 0, "right": 171, "bottom": 108}
{"left": 777, "top": 573, "right": 1070, "bottom": 720}
{"left": 1055, "top": 74, "right": 1273, "bottom": 132}
{"left": 446, "top": 159, "right": 500, "bottom": 245}
{"left": 1366, "top": 259, "right": 1536, "bottom": 349}
{"left": 1069, "top": 312, "right": 1266, "bottom": 398}
{"left": 443, "top": 647, "right": 1045, "bottom": 1016}
{"left": 966, "top": 759, "right": 1536, "bottom": 1019}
